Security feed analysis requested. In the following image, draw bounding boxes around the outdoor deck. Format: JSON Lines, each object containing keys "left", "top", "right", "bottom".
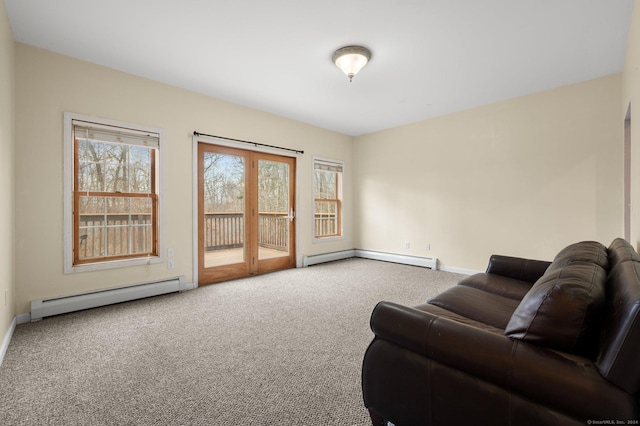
{"left": 205, "top": 247, "right": 288, "bottom": 268}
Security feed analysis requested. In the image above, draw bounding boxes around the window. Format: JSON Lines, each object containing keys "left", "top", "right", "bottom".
{"left": 313, "top": 158, "right": 343, "bottom": 239}
{"left": 64, "top": 114, "right": 162, "bottom": 272}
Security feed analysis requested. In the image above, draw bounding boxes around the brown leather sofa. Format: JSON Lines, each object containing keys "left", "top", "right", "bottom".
{"left": 362, "top": 238, "right": 640, "bottom": 425}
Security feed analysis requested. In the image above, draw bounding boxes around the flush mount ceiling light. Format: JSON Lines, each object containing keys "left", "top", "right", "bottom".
{"left": 332, "top": 45, "right": 371, "bottom": 82}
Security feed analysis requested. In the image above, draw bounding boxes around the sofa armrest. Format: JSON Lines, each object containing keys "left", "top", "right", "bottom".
{"left": 369, "top": 301, "right": 635, "bottom": 419}
{"left": 485, "top": 255, "right": 551, "bottom": 283}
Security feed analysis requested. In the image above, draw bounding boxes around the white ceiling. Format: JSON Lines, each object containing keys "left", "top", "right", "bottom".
{"left": 5, "top": 0, "right": 634, "bottom": 136}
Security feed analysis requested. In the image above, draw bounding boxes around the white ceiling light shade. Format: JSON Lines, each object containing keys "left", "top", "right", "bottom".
{"left": 332, "top": 45, "right": 372, "bottom": 82}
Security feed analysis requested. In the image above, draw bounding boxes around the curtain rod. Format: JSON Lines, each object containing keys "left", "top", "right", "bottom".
{"left": 193, "top": 131, "right": 304, "bottom": 155}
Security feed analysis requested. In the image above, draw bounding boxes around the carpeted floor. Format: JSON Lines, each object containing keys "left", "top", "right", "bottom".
{"left": 0, "top": 258, "right": 462, "bottom": 425}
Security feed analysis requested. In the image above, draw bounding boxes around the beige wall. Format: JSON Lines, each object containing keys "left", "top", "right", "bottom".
{"left": 0, "top": 0, "right": 15, "bottom": 341}
{"left": 354, "top": 74, "right": 622, "bottom": 272}
{"left": 9, "top": 2, "right": 638, "bottom": 316}
{"left": 624, "top": 0, "right": 640, "bottom": 250}
{"left": 14, "top": 44, "right": 353, "bottom": 315}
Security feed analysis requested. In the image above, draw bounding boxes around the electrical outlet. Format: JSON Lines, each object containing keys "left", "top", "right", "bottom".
{"left": 425, "top": 243, "right": 431, "bottom": 251}
{"left": 405, "top": 241, "right": 410, "bottom": 249}
{"left": 4, "top": 289, "right": 7, "bottom": 306}
{"left": 167, "top": 259, "right": 175, "bottom": 269}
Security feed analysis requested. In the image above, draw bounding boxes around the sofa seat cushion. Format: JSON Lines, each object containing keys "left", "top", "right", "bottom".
{"left": 458, "top": 273, "right": 533, "bottom": 300}
{"left": 505, "top": 263, "right": 606, "bottom": 358}
{"left": 428, "top": 286, "right": 521, "bottom": 330}
{"left": 546, "top": 241, "right": 608, "bottom": 274}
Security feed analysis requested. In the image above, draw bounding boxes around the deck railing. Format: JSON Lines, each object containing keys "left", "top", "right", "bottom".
{"left": 203, "top": 212, "right": 289, "bottom": 252}
{"left": 258, "top": 213, "right": 289, "bottom": 250}
{"left": 78, "top": 213, "right": 153, "bottom": 260}
{"left": 314, "top": 213, "right": 338, "bottom": 237}
{"left": 203, "top": 213, "right": 245, "bottom": 250}
{"left": 79, "top": 211, "right": 338, "bottom": 259}
{"left": 203, "top": 213, "right": 338, "bottom": 248}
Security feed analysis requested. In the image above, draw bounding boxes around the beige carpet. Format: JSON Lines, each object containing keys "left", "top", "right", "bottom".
{"left": 0, "top": 258, "right": 462, "bottom": 425}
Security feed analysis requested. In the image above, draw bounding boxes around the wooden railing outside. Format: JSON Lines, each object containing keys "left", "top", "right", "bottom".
{"left": 258, "top": 213, "right": 289, "bottom": 250}
{"left": 203, "top": 212, "right": 289, "bottom": 252}
{"left": 203, "top": 213, "right": 245, "bottom": 250}
{"left": 314, "top": 213, "right": 338, "bottom": 237}
{"left": 79, "top": 212, "right": 336, "bottom": 259}
{"left": 78, "top": 213, "right": 153, "bottom": 260}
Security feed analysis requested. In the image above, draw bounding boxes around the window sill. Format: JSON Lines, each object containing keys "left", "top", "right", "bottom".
{"left": 312, "top": 235, "right": 345, "bottom": 244}
{"left": 64, "top": 255, "right": 164, "bottom": 274}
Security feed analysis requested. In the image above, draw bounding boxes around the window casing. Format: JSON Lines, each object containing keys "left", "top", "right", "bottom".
{"left": 313, "top": 158, "right": 343, "bottom": 240}
{"left": 64, "top": 114, "right": 163, "bottom": 272}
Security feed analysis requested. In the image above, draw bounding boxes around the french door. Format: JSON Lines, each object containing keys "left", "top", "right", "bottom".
{"left": 198, "top": 143, "right": 296, "bottom": 285}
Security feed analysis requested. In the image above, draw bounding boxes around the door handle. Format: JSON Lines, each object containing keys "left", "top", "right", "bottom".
{"left": 288, "top": 208, "right": 295, "bottom": 222}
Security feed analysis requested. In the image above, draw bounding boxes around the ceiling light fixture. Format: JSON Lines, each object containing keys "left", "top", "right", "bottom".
{"left": 332, "top": 45, "right": 371, "bottom": 82}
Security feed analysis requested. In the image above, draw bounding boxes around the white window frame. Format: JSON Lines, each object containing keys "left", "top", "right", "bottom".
{"left": 63, "top": 112, "right": 165, "bottom": 273}
{"left": 312, "top": 157, "right": 344, "bottom": 243}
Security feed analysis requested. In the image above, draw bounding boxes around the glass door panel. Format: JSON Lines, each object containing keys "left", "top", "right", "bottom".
{"left": 197, "top": 143, "right": 295, "bottom": 285}
{"left": 202, "top": 152, "right": 245, "bottom": 268}
{"left": 257, "top": 159, "right": 290, "bottom": 260}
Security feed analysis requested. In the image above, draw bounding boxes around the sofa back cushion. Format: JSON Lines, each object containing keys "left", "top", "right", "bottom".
{"left": 596, "top": 260, "right": 640, "bottom": 394}
{"left": 608, "top": 238, "right": 640, "bottom": 270}
{"left": 485, "top": 255, "right": 552, "bottom": 284}
{"left": 545, "top": 241, "right": 609, "bottom": 274}
{"left": 504, "top": 263, "right": 606, "bottom": 358}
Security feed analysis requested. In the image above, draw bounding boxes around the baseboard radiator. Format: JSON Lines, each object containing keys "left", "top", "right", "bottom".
{"left": 355, "top": 250, "right": 438, "bottom": 269}
{"left": 302, "top": 249, "right": 356, "bottom": 267}
{"left": 302, "top": 249, "right": 438, "bottom": 270}
{"left": 30, "top": 277, "right": 184, "bottom": 322}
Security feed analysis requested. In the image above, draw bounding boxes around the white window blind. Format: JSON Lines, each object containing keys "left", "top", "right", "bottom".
{"left": 73, "top": 120, "right": 159, "bottom": 148}
{"left": 314, "top": 159, "right": 343, "bottom": 173}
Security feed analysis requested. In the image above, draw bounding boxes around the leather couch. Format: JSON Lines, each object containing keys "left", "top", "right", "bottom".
{"left": 362, "top": 239, "right": 640, "bottom": 425}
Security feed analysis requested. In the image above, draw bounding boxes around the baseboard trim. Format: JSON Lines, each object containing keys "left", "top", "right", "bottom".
{"left": 179, "top": 280, "right": 196, "bottom": 291}
{"left": 302, "top": 250, "right": 356, "bottom": 267}
{"left": 0, "top": 316, "right": 17, "bottom": 367}
{"left": 16, "top": 313, "right": 31, "bottom": 324}
{"left": 439, "top": 265, "right": 482, "bottom": 276}
{"left": 355, "top": 250, "right": 438, "bottom": 269}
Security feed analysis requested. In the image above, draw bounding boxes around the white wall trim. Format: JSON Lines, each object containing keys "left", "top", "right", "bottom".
{"left": 179, "top": 280, "right": 196, "bottom": 291}
{"left": 294, "top": 154, "right": 301, "bottom": 268}
{"left": 0, "top": 316, "right": 16, "bottom": 367}
{"left": 192, "top": 134, "right": 199, "bottom": 287}
{"left": 438, "top": 265, "right": 483, "bottom": 276}
{"left": 16, "top": 313, "right": 31, "bottom": 324}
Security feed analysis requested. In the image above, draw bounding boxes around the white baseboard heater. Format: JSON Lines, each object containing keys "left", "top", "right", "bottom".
{"left": 302, "top": 249, "right": 356, "bottom": 267}
{"left": 355, "top": 250, "right": 438, "bottom": 269}
{"left": 30, "top": 277, "right": 185, "bottom": 322}
{"left": 302, "top": 249, "right": 438, "bottom": 270}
